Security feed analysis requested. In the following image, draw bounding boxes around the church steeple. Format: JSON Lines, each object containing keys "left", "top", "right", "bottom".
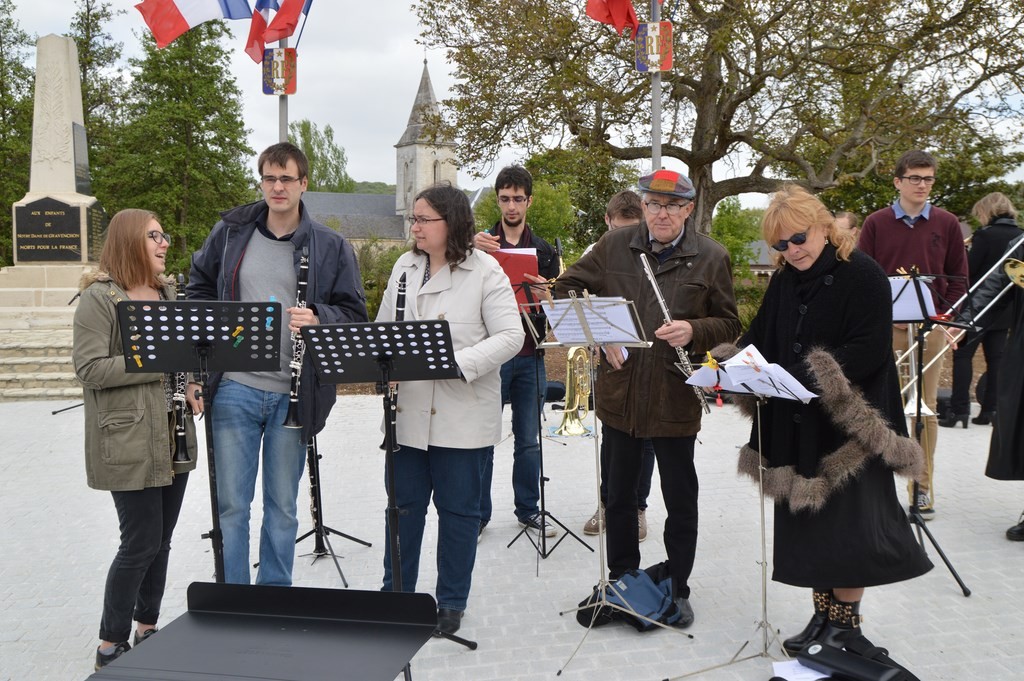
{"left": 395, "top": 60, "right": 458, "bottom": 235}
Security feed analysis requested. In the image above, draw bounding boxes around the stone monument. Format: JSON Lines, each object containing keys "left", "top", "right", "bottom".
{"left": 11, "top": 34, "right": 106, "bottom": 266}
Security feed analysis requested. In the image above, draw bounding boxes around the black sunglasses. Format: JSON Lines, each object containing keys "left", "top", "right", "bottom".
{"left": 771, "top": 231, "right": 808, "bottom": 252}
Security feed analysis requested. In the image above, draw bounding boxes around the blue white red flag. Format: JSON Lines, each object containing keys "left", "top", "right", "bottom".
{"left": 263, "top": 0, "right": 305, "bottom": 43}
{"left": 135, "top": 0, "right": 252, "bottom": 49}
{"left": 245, "top": 0, "right": 278, "bottom": 62}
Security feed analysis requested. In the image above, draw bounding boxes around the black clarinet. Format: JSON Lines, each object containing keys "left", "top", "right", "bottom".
{"left": 387, "top": 273, "right": 407, "bottom": 449}
{"left": 171, "top": 273, "right": 192, "bottom": 472}
{"left": 283, "top": 248, "right": 310, "bottom": 429}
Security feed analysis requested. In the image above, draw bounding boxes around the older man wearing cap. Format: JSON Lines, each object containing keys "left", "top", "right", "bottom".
{"left": 554, "top": 169, "right": 740, "bottom": 625}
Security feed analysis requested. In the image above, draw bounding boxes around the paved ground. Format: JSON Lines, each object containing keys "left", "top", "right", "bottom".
{"left": 2, "top": 395, "right": 1022, "bottom": 681}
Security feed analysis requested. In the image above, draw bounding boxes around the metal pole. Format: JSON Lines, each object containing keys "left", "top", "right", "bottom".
{"left": 278, "top": 38, "right": 289, "bottom": 142}
{"left": 650, "top": 0, "right": 661, "bottom": 170}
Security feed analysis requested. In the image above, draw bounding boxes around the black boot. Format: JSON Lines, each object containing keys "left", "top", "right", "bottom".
{"left": 1007, "top": 512, "right": 1024, "bottom": 541}
{"left": 938, "top": 412, "right": 969, "bottom": 428}
{"left": 972, "top": 411, "right": 995, "bottom": 425}
{"left": 782, "top": 589, "right": 830, "bottom": 655}
{"left": 818, "top": 597, "right": 863, "bottom": 649}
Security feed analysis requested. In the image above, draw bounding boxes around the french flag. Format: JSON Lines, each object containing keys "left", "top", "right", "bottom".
{"left": 135, "top": 0, "right": 252, "bottom": 49}
{"left": 245, "top": 0, "right": 277, "bottom": 63}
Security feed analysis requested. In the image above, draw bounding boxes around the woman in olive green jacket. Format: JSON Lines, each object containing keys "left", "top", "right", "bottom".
{"left": 73, "top": 209, "right": 197, "bottom": 671}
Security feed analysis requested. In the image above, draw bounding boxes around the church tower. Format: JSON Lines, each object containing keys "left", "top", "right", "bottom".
{"left": 395, "top": 60, "right": 458, "bottom": 237}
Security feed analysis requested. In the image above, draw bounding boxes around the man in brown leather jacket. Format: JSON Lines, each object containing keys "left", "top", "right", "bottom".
{"left": 554, "top": 169, "right": 740, "bottom": 627}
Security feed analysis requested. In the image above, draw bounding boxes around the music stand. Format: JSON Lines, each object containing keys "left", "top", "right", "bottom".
{"left": 504, "top": 283, "right": 593, "bottom": 559}
{"left": 300, "top": 320, "right": 478, "bottom": 672}
{"left": 117, "top": 300, "right": 282, "bottom": 583}
{"left": 294, "top": 434, "right": 372, "bottom": 588}
{"left": 87, "top": 582, "right": 437, "bottom": 681}
{"left": 891, "top": 272, "right": 972, "bottom": 596}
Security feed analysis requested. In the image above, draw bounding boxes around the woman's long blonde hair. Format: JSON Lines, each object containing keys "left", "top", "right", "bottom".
{"left": 99, "top": 209, "right": 163, "bottom": 290}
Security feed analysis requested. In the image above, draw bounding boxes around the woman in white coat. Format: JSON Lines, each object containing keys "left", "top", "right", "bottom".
{"left": 377, "top": 183, "right": 524, "bottom": 636}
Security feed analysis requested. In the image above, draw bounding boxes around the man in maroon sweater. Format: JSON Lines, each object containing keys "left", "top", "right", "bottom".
{"left": 858, "top": 150, "right": 968, "bottom": 518}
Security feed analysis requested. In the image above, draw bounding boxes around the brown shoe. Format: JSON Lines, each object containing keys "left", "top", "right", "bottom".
{"left": 638, "top": 509, "right": 648, "bottom": 542}
{"left": 583, "top": 504, "right": 604, "bottom": 536}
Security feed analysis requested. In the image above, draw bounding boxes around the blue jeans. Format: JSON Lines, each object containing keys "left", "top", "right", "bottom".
{"left": 480, "top": 354, "right": 545, "bottom": 523}
{"left": 212, "top": 379, "right": 306, "bottom": 586}
{"left": 382, "top": 444, "right": 485, "bottom": 612}
{"left": 101, "top": 472, "right": 189, "bottom": 643}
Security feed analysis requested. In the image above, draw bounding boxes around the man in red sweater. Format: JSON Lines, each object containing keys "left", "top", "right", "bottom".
{"left": 858, "top": 149, "right": 968, "bottom": 518}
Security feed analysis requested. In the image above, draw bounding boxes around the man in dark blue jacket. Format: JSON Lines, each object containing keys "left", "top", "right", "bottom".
{"left": 188, "top": 142, "right": 367, "bottom": 585}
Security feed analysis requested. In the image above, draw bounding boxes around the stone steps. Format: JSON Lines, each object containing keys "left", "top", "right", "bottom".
{"left": 0, "top": 304, "right": 79, "bottom": 400}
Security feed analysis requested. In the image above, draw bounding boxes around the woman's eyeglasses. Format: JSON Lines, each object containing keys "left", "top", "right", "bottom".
{"left": 771, "top": 231, "right": 808, "bottom": 252}
{"left": 147, "top": 230, "right": 171, "bottom": 245}
{"left": 407, "top": 215, "right": 445, "bottom": 225}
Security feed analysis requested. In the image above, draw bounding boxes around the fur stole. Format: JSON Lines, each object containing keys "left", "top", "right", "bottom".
{"left": 711, "top": 343, "right": 923, "bottom": 513}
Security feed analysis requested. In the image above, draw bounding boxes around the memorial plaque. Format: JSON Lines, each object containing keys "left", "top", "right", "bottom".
{"left": 86, "top": 202, "right": 108, "bottom": 261}
{"left": 73, "top": 122, "right": 92, "bottom": 195}
{"left": 15, "top": 197, "right": 83, "bottom": 262}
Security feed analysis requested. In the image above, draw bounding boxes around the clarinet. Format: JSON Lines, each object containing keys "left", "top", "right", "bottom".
{"left": 639, "top": 253, "right": 711, "bottom": 414}
{"left": 171, "top": 274, "right": 192, "bottom": 472}
{"left": 282, "top": 247, "right": 310, "bottom": 429}
{"left": 384, "top": 272, "right": 407, "bottom": 452}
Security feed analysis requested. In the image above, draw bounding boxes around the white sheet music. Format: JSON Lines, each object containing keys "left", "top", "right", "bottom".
{"left": 890, "top": 276, "right": 936, "bottom": 322}
{"left": 545, "top": 297, "right": 644, "bottom": 345}
{"left": 686, "top": 345, "right": 817, "bottom": 403}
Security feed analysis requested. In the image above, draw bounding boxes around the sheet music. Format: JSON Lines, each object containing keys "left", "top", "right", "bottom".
{"left": 687, "top": 345, "right": 817, "bottom": 403}
{"left": 545, "top": 296, "right": 643, "bottom": 345}
{"left": 890, "top": 276, "right": 936, "bottom": 322}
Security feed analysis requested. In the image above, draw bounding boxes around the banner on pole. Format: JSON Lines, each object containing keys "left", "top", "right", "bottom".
{"left": 635, "top": 22, "right": 672, "bottom": 73}
{"left": 262, "top": 48, "right": 297, "bottom": 95}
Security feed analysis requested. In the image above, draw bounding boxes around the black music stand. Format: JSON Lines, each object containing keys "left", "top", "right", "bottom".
{"left": 294, "top": 434, "right": 372, "bottom": 588}
{"left": 891, "top": 272, "right": 971, "bottom": 596}
{"left": 87, "top": 582, "right": 437, "bottom": 681}
{"left": 301, "top": 320, "right": 477, "bottom": 671}
{"left": 117, "top": 300, "right": 282, "bottom": 583}
{"left": 506, "top": 281, "right": 593, "bottom": 559}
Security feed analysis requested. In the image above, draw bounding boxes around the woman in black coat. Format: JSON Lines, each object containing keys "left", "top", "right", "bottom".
{"left": 719, "top": 186, "right": 932, "bottom": 655}
{"left": 969, "top": 194, "right": 1024, "bottom": 540}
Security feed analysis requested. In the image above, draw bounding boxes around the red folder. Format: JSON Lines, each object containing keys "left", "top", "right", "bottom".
{"left": 491, "top": 249, "right": 539, "bottom": 309}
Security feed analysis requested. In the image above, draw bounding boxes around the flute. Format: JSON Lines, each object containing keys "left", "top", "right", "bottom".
{"left": 639, "top": 253, "right": 711, "bottom": 414}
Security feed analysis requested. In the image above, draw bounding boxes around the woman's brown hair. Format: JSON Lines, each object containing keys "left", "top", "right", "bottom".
{"left": 99, "top": 209, "right": 162, "bottom": 290}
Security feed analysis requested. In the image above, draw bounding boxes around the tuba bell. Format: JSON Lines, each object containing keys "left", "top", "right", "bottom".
{"left": 555, "top": 346, "right": 591, "bottom": 436}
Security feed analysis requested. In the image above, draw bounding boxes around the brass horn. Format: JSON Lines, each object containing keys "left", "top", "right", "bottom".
{"left": 555, "top": 346, "right": 591, "bottom": 436}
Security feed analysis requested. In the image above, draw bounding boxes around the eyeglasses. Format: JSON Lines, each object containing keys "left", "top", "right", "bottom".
{"left": 771, "top": 231, "right": 808, "bottom": 252}
{"left": 261, "top": 175, "right": 302, "bottom": 186}
{"left": 147, "top": 230, "right": 171, "bottom": 245}
{"left": 498, "top": 196, "right": 529, "bottom": 205}
{"left": 407, "top": 215, "right": 445, "bottom": 225}
{"left": 898, "top": 175, "right": 937, "bottom": 185}
{"left": 643, "top": 200, "right": 689, "bottom": 215}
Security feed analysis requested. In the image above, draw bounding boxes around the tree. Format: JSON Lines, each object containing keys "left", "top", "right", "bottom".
{"left": 68, "top": 0, "right": 127, "bottom": 198}
{"left": 289, "top": 119, "right": 356, "bottom": 193}
{"left": 473, "top": 181, "right": 577, "bottom": 257}
{"left": 417, "top": 0, "right": 1024, "bottom": 232}
{"left": 0, "top": 1, "right": 34, "bottom": 266}
{"left": 525, "top": 145, "right": 639, "bottom": 248}
{"left": 709, "top": 197, "right": 762, "bottom": 279}
{"left": 96, "top": 22, "right": 253, "bottom": 276}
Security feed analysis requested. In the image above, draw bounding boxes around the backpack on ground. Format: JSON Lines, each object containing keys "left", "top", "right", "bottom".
{"left": 575, "top": 561, "right": 680, "bottom": 632}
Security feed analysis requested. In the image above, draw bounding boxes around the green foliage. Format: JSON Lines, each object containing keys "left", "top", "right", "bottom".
{"left": 94, "top": 22, "right": 253, "bottom": 276}
{"left": 353, "top": 238, "right": 407, "bottom": 320}
{"left": 288, "top": 119, "right": 356, "bottom": 193}
{"left": 0, "top": 1, "right": 34, "bottom": 266}
{"left": 416, "top": 0, "right": 1024, "bottom": 232}
{"left": 710, "top": 198, "right": 763, "bottom": 279}
{"left": 473, "top": 181, "right": 577, "bottom": 250}
{"left": 525, "top": 146, "right": 639, "bottom": 249}
{"left": 69, "top": 0, "right": 126, "bottom": 198}
{"left": 733, "top": 281, "right": 768, "bottom": 335}
{"left": 814, "top": 133, "right": 1024, "bottom": 221}
{"left": 352, "top": 181, "right": 396, "bottom": 195}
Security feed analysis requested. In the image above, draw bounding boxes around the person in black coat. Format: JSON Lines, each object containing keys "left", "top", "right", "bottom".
{"left": 940, "top": 193, "right": 1023, "bottom": 428}
{"left": 716, "top": 185, "right": 932, "bottom": 655}
{"left": 968, "top": 195, "right": 1024, "bottom": 540}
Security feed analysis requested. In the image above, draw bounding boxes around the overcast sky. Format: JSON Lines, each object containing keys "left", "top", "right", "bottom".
{"left": 12, "top": 0, "right": 524, "bottom": 191}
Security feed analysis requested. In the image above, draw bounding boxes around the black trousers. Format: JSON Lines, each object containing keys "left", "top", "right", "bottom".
{"left": 100, "top": 472, "right": 189, "bottom": 643}
{"left": 604, "top": 425, "right": 698, "bottom": 599}
{"left": 949, "top": 328, "right": 1007, "bottom": 415}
